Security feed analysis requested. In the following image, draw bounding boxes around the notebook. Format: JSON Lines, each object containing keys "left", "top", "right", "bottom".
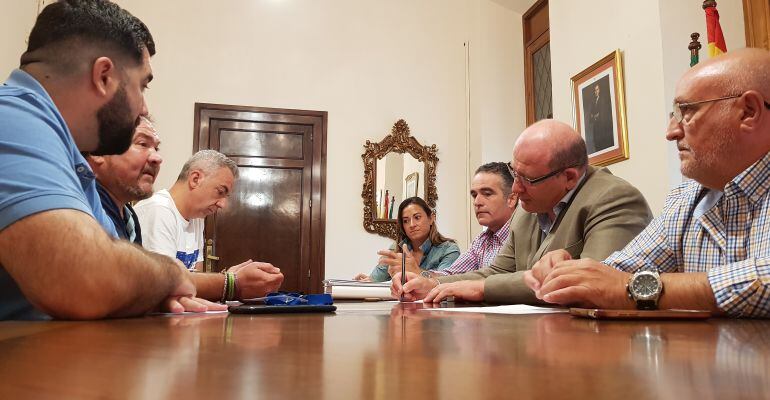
{"left": 322, "top": 279, "right": 394, "bottom": 300}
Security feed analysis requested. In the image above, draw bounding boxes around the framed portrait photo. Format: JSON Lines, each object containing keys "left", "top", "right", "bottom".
{"left": 405, "top": 172, "right": 419, "bottom": 198}
{"left": 571, "top": 50, "right": 629, "bottom": 166}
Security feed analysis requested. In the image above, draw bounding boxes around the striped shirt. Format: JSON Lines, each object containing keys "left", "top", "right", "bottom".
{"left": 604, "top": 152, "right": 770, "bottom": 318}
{"left": 434, "top": 218, "right": 511, "bottom": 276}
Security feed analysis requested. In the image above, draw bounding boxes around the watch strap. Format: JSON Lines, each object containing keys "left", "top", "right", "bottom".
{"left": 636, "top": 300, "right": 658, "bottom": 310}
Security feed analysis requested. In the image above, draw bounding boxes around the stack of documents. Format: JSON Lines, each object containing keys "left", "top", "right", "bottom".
{"left": 323, "top": 279, "right": 394, "bottom": 300}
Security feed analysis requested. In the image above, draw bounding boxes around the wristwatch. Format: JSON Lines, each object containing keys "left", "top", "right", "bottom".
{"left": 420, "top": 270, "right": 441, "bottom": 287}
{"left": 627, "top": 270, "right": 663, "bottom": 310}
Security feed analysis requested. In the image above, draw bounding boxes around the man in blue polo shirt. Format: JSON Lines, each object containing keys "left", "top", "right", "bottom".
{"left": 0, "top": 0, "right": 224, "bottom": 320}
{"left": 88, "top": 116, "right": 162, "bottom": 244}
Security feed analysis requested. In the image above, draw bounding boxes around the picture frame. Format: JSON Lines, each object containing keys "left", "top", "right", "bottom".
{"left": 405, "top": 172, "right": 419, "bottom": 198}
{"left": 571, "top": 49, "right": 629, "bottom": 166}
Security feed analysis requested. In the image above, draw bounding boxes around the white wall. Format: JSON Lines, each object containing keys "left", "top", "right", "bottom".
{"left": 550, "top": 0, "right": 745, "bottom": 214}
{"left": 550, "top": 0, "right": 669, "bottom": 213}
{"left": 110, "top": 0, "right": 525, "bottom": 279}
{"left": 466, "top": 0, "right": 526, "bottom": 240}
{"left": 0, "top": 2, "right": 37, "bottom": 76}
{"left": 658, "top": 0, "right": 747, "bottom": 189}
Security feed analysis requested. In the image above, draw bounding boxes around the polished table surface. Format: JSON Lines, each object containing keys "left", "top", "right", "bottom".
{"left": 1, "top": 302, "right": 769, "bottom": 399}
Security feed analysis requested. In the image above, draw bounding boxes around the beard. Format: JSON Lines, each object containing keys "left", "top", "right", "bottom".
{"left": 122, "top": 182, "right": 153, "bottom": 201}
{"left": 91, "top": 85, "right": 139, "bottom": 156}
{"left": 680, "top": 120, "right": 735, "bottom": 183}
{"left": 123, "top": 165, "right": 159, "bottom": 201}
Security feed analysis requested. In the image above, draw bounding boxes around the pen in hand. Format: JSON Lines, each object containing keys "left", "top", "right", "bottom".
{"left": 400, "top": 244, "right": 407, "bottom": 302}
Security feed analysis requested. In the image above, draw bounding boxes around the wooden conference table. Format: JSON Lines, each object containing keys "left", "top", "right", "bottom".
{"left": 0, "top": 301, "right": 768, "bottom": 399}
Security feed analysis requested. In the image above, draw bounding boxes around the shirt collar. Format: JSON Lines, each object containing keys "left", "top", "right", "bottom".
{"left": 536, "top": 172, "right": 587, "bottom": 235}
{"left": 486, "top": 217, "right": 512, "bottom": 242}
{"left": 96, "top": 180, "right": 121, "bottom": 217}
{"left": 725, "top": 151, "right": 770, "bottom": 205}
{"left": 6, "top": 69, "right": 79, "bottom": 157}
{"left": 400, "top": 238, "right": 433, "bottom": 253}
{"left": 5, "top": 69, "right": 53, "bottom": 101}
{"left": 693, "top": 188, "right": 723, "bottom": 220}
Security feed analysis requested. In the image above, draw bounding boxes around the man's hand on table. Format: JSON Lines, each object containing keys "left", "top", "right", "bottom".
{"left": 391, "top": 271, "right": 439, "bottom": 301}
{"left": 424, "top": 280, "right": 484, "bottom": 303}
{"left": 525, "top": 249, "right": 632, "bottom": 309}
{"left": 161, "top": 275, "right": 227, "bottom": 313}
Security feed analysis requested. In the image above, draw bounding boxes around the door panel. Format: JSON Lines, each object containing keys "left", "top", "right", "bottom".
{"left": 218, "top": 129, "right": 304, "bottom": 159}
{"left": 194, "top": 104, "right": 326, "bottom": 293}
{"left": 215, "top": 166, "right": 305, "bottom": 291}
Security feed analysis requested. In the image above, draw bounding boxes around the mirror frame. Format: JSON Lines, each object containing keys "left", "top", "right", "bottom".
{"left": 361, "top": 119, "right": 439, "bottom": 240}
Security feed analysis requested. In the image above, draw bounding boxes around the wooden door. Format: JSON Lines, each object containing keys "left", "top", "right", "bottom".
{"left": 523, "top": 0, "right": 551, "bottom": 125}
{"left": 194, "top": 104, "right": 327, "bottom": 293}
{"left": 743, "top": 0, "right": 770, "bottom": 50}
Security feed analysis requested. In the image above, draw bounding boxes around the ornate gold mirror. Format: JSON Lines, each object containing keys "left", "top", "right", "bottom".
{"left": 362, "top": 119, "right": 438, "bottom": 240}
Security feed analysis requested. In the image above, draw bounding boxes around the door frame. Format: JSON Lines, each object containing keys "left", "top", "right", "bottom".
{"left": 193, "top": 103, "right": 327, "bottom": 293}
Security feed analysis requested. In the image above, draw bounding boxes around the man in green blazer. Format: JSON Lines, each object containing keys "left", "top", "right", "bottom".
{"left": 392, "top": 119, "right": 652, "bottom": 304}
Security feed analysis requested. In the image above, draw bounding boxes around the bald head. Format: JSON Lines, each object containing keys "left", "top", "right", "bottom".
{"left": 669, "top": 48, "right": 770, "bottom": 190}
{"left": 682, "top": 48, "right": 770, "bottom": 100}
{"left": 514, "top": 119, "right": 588, "bottom": 170}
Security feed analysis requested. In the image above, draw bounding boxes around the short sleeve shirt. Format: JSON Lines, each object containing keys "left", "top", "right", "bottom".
{"left": 0, "top": 69, "right": 117, "bottom": 320}
{"left": 134, "top": 190, "right": 204, "bottom": 270}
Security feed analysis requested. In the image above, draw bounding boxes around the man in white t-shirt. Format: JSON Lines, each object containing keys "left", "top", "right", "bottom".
{"left": 135, "top": 150, "right": 284, "bottom": 301}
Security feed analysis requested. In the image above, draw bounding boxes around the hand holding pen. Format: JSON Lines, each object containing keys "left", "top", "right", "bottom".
{"left": 380, "top": 245, "right": 419, "bottom": 277}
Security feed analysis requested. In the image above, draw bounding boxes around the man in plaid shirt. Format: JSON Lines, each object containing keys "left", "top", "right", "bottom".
{"left": 526, "top": 48, "right": 770, "bottom": 317}
{"left": 432, "top": 162, "right": 517, "bottom": 276}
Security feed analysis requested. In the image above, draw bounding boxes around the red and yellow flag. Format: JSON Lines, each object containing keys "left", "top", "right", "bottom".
{"left": 705, "top": 5, "right": 727, "bottom": 57}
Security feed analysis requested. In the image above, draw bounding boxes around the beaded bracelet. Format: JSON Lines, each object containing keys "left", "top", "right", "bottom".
{"left": 220, "top": 272, "right": 231, "bottom": 303}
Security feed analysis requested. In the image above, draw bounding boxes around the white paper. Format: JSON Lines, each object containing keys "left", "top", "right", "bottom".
{"left": 325, "top": 285, "right": 394, "bottom": 300}
{"left": 419, "top": 304, "right": 568, "bottom": 315}
{"left": 383, "top": 300, "right": 424, "bottom": 304}
{"left": 323, "top": 279, "right": 390, "bottom": 287}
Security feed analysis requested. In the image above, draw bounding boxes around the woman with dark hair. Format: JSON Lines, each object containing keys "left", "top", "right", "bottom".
{"left": 354, "top": 197, "right": 460, "bottom": 282}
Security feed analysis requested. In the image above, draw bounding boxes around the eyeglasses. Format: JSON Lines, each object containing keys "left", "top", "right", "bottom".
{"left": 669, "top": 94, "right": 770, "bottom": 123}
{"left": 507, "top": 162, "right": 574, "bottom": 186}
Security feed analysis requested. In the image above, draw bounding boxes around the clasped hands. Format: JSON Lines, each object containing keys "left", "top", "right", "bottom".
{"left": 227, "top": 259, "right": 284, "bottom": 300}
{"left": 523, "top": 249, "right": 633, "bottom": 309}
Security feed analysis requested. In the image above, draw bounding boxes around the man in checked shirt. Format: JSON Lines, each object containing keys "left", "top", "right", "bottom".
{"left": 380, "top": 163, "right": 515, "bottom": 286}
{"left": 431, "top": 162, "right": 517, "bottom": 277}
{"left": 525, "top": 48, "right": 770, "bottom": 317}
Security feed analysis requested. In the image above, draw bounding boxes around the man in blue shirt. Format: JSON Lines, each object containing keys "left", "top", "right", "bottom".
{"left": 88, "top": 123, "right": 284, "bottom": 301}
{"left": 0, "top": 0, "right": 223, "bottom": 320}
{"left": 88, "top": 116, "right": 162, "bottom": 244}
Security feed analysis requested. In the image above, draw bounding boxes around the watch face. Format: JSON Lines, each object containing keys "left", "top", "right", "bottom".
{"left": 632, "top": 274, "right": 660, "bottom": 299}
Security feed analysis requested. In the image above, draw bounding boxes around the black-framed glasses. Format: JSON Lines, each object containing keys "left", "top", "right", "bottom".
{"left": 669, "top": 94, "right": 770, "bottom": 123}
{"left": 507, "top": 162, "right": 574, "bottom": 186}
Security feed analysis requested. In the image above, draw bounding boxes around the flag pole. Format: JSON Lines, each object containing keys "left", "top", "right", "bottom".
{"left": 689, "top": 32, "right": 702, "bottom": 66}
